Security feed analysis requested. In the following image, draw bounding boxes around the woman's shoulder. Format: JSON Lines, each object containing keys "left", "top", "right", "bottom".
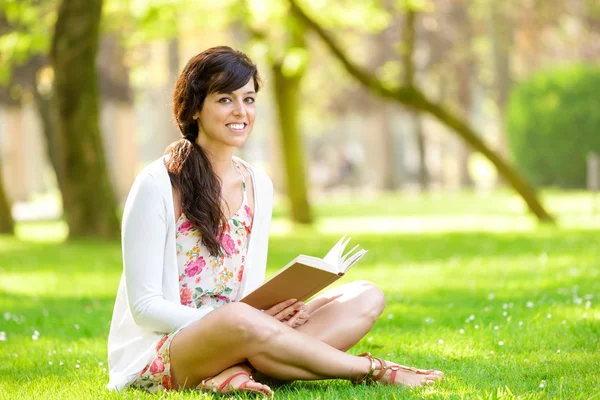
{"left": 233, "top": 157, "right": 273, "bottom": 189}
{"left": 129, "top": 156, "right": 170, "bottom": 196}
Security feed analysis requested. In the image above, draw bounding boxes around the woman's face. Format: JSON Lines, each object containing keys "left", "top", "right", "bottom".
{"left": 196, "top": 78, "right": 256, "bottom": 151}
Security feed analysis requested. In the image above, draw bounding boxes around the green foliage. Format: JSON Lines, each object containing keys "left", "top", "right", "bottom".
{"left": 0, "top": 0, "right": 56, "bottom": 84}
{"left": 506, "top": 64, "right": 600, "bottom": 188}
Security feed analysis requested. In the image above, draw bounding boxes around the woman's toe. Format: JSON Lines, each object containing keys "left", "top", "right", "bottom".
{"left": 260, "top": 384, "right": 273, "bottom": 395}
{"left": 254, "top": 382, "right": 273, "bottom": 395}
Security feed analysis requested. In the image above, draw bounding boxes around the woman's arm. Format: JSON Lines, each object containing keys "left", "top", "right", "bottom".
{"left": 122, "top": 172, "right": 213, "bottom": 333}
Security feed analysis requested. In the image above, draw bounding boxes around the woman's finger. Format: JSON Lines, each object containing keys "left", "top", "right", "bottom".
{"left": 286, "top": 310, "right": 302, "bottom": 327}
{"left": 274, "top": 302, "right": 303, "bottom": 321}
{"left": 264, "top": 298, "right": 297, "bottom": 317}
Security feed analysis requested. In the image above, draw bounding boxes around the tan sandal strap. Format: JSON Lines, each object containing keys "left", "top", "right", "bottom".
{"left": 354, "top": 352, "right": 376, "bottom": 384}
{"left": 371, "top": 358, "right": 388, "bottom": 381}
{"left": 397, "top": 364, "right": 423, "bottom": 374}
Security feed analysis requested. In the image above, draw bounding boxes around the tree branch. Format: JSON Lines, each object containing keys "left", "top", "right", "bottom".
{"left": 288, "top": 0, "right": 554, "bottom": 223}
{"left": 401, "top": 8, "right": 416, "bottom": 87}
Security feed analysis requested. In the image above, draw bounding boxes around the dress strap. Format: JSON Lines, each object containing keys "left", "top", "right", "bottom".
{"left": 232, "top": 160, "right": 248, "bottom": 201}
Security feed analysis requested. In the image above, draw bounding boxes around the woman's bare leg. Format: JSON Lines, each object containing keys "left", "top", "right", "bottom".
{"left": 297, "top": 280, "right": 386, "bottom": 351}
{"left": 169, "top": 301, "right": 442, "bottom": 390}
{"left": 296, "top": 280, "right": 444, "bottom": 385}
{"left": 169, "top": 302, "right": 373, "bottom": 389}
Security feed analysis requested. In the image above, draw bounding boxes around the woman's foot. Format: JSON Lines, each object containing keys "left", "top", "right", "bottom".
{"left": 355, "top": 352, "right": 444, "bottom": 387}
{"left": 379, "top": 361, "right": 444, "bottom": 387}
{"left": 197, "top": 364, "right": 273, "bottom": 395}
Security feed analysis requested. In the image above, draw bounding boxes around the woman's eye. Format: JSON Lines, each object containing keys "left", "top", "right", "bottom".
{"left": 218, "top": 98, "right": 232, "bottom": 103}
{"left": 245, "top": 97, "right": 255, "bottom": 104}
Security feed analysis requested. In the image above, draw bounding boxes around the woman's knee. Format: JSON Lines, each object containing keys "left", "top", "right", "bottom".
{"left": 219, "top": 302, "right": 282, "bottom": 343}
{"left": 353, "top": 280, "right": 386, "bottom": 320}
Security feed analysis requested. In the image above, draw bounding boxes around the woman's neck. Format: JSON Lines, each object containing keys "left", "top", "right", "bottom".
{"left": 195, "top": 137, "right": 236, "bottom": 181}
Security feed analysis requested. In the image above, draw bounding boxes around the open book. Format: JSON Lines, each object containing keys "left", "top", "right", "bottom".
{"left": 240, "top": 236, "right": 367, "bottom": 310}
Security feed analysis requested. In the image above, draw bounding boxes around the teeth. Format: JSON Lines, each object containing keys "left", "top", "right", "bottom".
{"left": 228, "top": 123, "right": 245, "bottom": 130}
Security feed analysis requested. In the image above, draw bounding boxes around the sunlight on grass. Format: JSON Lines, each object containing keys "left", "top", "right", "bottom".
{"left": 14, "top": 221, "right": 68, "bottom": 242}
{"left": 1, "top": 191, "right": 599, "bottom": 399}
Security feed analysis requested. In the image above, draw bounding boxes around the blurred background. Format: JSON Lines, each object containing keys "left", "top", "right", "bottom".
{"left": 0, "top": 0, "right": 599, "bottom": 238}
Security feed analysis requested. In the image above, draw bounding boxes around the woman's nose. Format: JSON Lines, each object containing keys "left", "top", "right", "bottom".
{"left": 232, "top": 101, "right": 247, "bottom": 117}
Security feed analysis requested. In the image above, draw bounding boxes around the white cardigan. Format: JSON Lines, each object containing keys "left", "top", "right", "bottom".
{"left": 107, "top": 156, "right": 273, "bottom": 391}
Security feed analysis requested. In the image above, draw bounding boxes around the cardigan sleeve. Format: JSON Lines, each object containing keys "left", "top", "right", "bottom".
{"left": 121, "top": 172, "right": 214, "bottom": 333}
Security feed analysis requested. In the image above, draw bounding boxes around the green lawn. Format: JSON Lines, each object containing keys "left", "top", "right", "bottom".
{"left": 1, "top": 191, "right": 599, "bottom": 399}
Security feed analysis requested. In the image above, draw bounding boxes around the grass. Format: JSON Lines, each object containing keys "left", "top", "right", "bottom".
{"left": 1, "top": 190, "right": 600, "bottom": 399}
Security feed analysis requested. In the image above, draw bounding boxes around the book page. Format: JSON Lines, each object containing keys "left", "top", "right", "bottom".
{"left": 322, "top": 235, "right": 350, "bottom": 273}
{"left": 322, "top": 235, "right": 367, "bottom": 274}
{"left": 342, "top": 247, "right": 367, "bottom": 272}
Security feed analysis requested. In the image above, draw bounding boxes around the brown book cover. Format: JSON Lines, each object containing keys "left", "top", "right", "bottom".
{"left": 240, "top": 236, "right": 367, "bottom": 310}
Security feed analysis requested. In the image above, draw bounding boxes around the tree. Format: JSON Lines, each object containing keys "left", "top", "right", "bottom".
{"left": 242, "top": 0, "right": 313, "bottom": 223}
{"left": 289, "top": 0, "right": 554, "bottom": 223}
{"left": 0, "top": 155, "right": 14, "bottom": 234}
{"left": 50, "top": 0, "right": 120, "bottom": 237}
{"left": 271, "top": 46, "right": 313, "bottom": 223}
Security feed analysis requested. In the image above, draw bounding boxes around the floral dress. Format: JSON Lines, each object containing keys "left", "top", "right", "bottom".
{"left": 132, "top": 160, "right": 253, "bottom": 392}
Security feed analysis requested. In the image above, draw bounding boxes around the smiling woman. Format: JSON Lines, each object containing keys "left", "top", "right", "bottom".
{"left": 166, "top": 47, "right": 261, "bottom": 256}
{"left": 106, "top": 46, "right": 443, "bottom": 397}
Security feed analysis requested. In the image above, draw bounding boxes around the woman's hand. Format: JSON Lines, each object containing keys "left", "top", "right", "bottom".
{"left": 288, "top": 305, "right": 309, "bottom": 328}
{"left": 264, "top": 298, "right": 309, "bottom": 327}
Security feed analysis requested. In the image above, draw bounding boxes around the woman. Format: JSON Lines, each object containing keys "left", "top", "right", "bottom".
{"left": 107, "top": 46, "right": 443, "bottom": 395}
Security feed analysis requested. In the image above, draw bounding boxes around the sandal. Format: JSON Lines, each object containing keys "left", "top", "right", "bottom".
{"left": 198, "top": 365, "right": 272, "bottom": 395}
{"left": 353, "top": 352, "right": 443, "bottom": 386}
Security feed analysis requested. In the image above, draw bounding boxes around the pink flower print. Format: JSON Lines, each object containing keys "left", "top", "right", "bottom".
{"left": 178, "top": 220, "right": 192, "bottom": 234}
{"left": 245, "top": 222, "right": 252, "bottom": 235}
{"left": 149, "top": 356, "right": 165, "bottom": 374}
{"left": 221, "top": 234, "right": 235, "bottom": 256}
{"left": 195, "top": 276, "right": 201, "bottom": 284}
{"left": 222, "top": 222, "right": 231, "bottom": 233}
{"left": 162, "top": 375, "right": 172, "bottom": 390}
{"left": 155, "top": 335, "right": 169, "bottom": 351}
{"left": 244, "top": 205, "right": 252, "bottom": 219}
{"left": 180, "top": 286, "right": 192, "bottom": 306}
{"left": 184, "top": 257, "right": 206, "bottom": 277}
{"left": 238, "top": 265, "right": 245, "bottom": 282}
{"left": 214, "top": 294, "right": 229, "bottom": 302}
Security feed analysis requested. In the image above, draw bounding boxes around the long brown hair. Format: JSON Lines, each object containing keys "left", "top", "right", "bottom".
{"left": 165, "top": 46, "right": 261, "bottom": 256}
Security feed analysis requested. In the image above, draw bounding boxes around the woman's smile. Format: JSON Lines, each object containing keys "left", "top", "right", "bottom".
{"left": 226, "top": 123, "right": 247, "bottom": 133}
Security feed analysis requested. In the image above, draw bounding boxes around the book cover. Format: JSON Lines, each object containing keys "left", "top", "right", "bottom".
{"left": 240, "top": 236, "right": 367, "bottom": 310}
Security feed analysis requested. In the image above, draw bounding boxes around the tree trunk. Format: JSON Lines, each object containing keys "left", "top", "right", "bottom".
{"left": 401, "top": 8, "right": 429, "bottom": 191}
{"left": 456, "top": 62, "right": 474, "bottom": 188}
{"left": 413, "top": 111, "right": 429, "bottom": 191}
{"left": 0, "top": 157, "right": 14, "bottom": 234}
{"left": 380, "top": 103, "right": 397, "bottom": 191}
{"left": 289, "top": 0, "right": 554, "bottom": 224}
{"left": 271, "top": 61, "right": 312, "bottom": 224}
{"left": 454, "top": 2, "right": 475, "bottom": 188}
{"left": 489, "top": 0, "right": 512, "bottom": 158}
{"left": 50, "top": 0, "right": 120, "bottom": 237}
{"left": 32, "top": 79, "right": 64, "bottom": 189}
